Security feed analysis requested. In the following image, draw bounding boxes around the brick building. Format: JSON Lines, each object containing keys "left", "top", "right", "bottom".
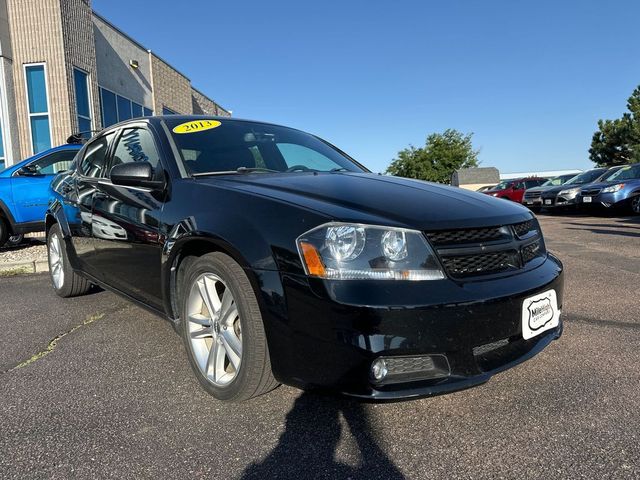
{"left": 0, "top": 0, "right": 229, "bottom": 169}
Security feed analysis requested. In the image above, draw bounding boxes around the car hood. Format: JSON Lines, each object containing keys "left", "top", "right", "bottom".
{"left": 206, "top": 172, "right": 532, "bottom": 230}
{"left": 542, "top": 183, "right": 591, "bottom": 195}
{"left": 525, "top": 185, "right": 556, "bottom": 193}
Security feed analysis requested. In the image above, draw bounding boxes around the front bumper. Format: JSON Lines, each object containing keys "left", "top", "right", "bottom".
{"left": 540, "top": 193, "right": 579, "bottom": 208}
{"left": 579, "top": 191, "right": 627, "bottom": 208}
{"left": 263, "top": 255, "right": 564, "bottom": 401}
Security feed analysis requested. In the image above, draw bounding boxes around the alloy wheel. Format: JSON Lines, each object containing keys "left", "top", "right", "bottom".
{"left": 186, "top": 273, "right": 242, "bottom": 386}
{"left": 48, "top": 233, "right": 64, "bottom": 289}
{"left": 632, "top": 196, "right": 640, "bottom": 214}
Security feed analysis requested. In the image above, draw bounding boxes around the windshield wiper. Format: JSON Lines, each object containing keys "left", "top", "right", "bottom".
{"left": 236, "top": 167, "right": 280, "bottom": 174}
{"left": 191, "top": 167, "right": 280, "bottom": 177}
{"left": 330, "top": 167, "right": 350, "bottom": 172}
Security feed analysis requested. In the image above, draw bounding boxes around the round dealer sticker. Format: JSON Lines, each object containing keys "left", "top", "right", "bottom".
{"left": 172, "top": 119, "right": 221, "bottom": 134}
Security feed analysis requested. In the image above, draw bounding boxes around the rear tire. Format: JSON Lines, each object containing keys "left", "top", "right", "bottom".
{"left": 47, "top": 223, "right": 92, "bottom": 297}
{"left": 180, "top": 252, "right": 278, "bottom": 402}
{"left": 630, "top": 195, "right": 640, "bottom": 215}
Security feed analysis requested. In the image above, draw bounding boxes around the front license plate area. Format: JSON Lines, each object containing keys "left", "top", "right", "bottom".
{"left": 522, "top": 289, "right": 560, "bottom": 340}
{"left": 544, "top": 199, "right": 552, "bottom": 205}
{"left": 583, "top": 196, "right": 592, "bottom": 203}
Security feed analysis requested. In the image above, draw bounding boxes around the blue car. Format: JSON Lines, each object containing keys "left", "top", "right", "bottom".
{"left": 0, "top": 144, "right": 81, "bottom": 247}
{"left": 578, "top": 163, "right": 640, "bottom": 214}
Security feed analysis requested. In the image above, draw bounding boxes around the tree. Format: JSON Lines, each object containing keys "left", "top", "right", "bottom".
{"left": 386, "top": 129, "right": 479, "bottom": 183}
{"left": 589, "top": 85, "right": 640, "bottom": 166}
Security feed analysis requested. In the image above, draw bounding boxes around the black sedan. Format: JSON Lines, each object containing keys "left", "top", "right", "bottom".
{"left": 46, "top": 116, "right": 564, "bottom": 402}
{"left": 539, "top": 167, "right": 609, "bottom": 210}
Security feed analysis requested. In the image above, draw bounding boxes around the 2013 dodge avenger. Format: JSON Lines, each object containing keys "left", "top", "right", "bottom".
{"left": 46, "top": 117, "right": 564, "bottom": 402}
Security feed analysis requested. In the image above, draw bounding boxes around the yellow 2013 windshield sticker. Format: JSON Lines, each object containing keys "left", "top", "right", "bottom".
{"left": 172, "top": 119, "right": 221, "bottom": 134}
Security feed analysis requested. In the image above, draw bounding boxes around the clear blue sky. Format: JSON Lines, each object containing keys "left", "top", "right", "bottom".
{"left": 94, "top": 0, "right": 640, "bottom": 174}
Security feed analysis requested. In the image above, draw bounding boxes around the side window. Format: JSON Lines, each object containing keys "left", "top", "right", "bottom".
{"left": 525, "top": 180, "right": 538, "bottom": 188}
{"left": 29, "top": 149, "right": 78, "bottom": 175}
{"left": 111, "top": 128, "right": 160, "bottom": 175}
{"left": 276, "top": 143, "right": 337, "bottom": 171}
{"left": 80, "top": 133, "right": 115, "bottom": 178}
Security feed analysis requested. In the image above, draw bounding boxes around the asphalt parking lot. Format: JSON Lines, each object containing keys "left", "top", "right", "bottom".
{"left": 1, "top": 213, "right": 639, "bottom": 479}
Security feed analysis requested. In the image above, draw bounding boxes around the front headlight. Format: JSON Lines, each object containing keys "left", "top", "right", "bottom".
{"left": 491, "top": 193, "right": 499, "bottom": 197}
{"left": 602, "top": 183, "right": 625, "bottom": 193}
{"left": 296, "top": 223, "right": 445, "bottom": 281}
{"left": 559, "top": 187, "right": 580, "bottom": 197}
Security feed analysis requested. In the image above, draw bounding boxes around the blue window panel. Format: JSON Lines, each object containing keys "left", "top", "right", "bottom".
{"left": 25, "top": 65, "right": 48, "bottom": 114}
{"left": 117, "top": 95, "right": 132, "bottom": 121}
{"left": 78, "top": 117, "right": 92, "bottom": 136}
{"left": 131, "top": 102, "right": 143, "bottom": 118}
{"left": 100, "top": 88, "right": 117, "bottom": 127}
{"left": 30, "top": 115, "right": 51, "bottom": 153}
{"left": 143, "top": 107, "right": 153, "bottom": 117}
{"left": 162, "top": 106, "right": 177, "bottom": 115}
{"left": 73, "top": 69, "right": 90, "bottom": 118}
{"left": 0, "top": 160, "right": 4, "bottom": 171}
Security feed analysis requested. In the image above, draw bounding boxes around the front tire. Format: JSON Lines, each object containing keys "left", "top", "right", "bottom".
{"left": 47, "top": 224, "right": 92, "bottom": 297}
{"left": 0, "top": 218, "right": 8, "bottom": 246}
{"left": 630, "top": 195, "right": 640, "bottom": 215}
{"left": 180, "top": 252, "right": 278, "bottom": 402}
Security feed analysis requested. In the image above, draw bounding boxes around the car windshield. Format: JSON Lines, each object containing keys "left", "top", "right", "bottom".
{"left": 606, "top": 164, "right": 640, "bottom": 181}
{"left": 542, "top": 175, "right": 573, "bottom": 186}
{"left": 492, "top": 181, "right": 512, "bottom": 191}
{"left": 565, "top": 169, "right": 606, "bottom": 185}
{"left": 166, "top": 118, "right": 366, "bottom": 176}
{"left": 598, "top": 166, "right": 624, "bottom": 182}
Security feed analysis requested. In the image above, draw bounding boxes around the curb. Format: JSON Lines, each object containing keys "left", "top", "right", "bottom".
{"left": 0, "top": 260, "right": 49, "bottom": 276}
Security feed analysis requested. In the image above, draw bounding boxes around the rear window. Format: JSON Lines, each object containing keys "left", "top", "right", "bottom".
{"left": 165, "top": 119, "right": 365, "bottom": 176}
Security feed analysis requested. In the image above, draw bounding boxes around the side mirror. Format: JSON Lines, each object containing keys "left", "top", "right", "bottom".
{"left": 18, "top": 165, "right": 42, "bottom": 176}
{"left": 110, "top": 162, "right": 165, "bottom": 190}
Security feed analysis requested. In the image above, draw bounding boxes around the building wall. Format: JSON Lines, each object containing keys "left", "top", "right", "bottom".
{"left": 191, "top": 87, "right": 231, "bottom": 117}
{"left": 7, "top": 0, "right": 71, "bottom": 158}
{"left": 149, "top": 53, "right": 191, "bottom": 114}
{"left": 60, "top": 0, "right": 100, "bottom": 133}
{"left": 0, "top": 0, "right": 19, "bottom": 166}
{"left": 93, "top": 13, "right": 152, "bottom": 112}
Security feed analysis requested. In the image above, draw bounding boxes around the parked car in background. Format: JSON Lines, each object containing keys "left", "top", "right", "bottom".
{"left": 522, "top": 174, "right": 578, "bottom": 212}
{"left": 578, "top": 163, "right": 640, "bottom": 213}
{"left": 0, "top": 144, "right": 81, "bottom": 247}
{"left": 483, "top": 177, "right": 548, "bottom": 203}
{"left": 539, "top": 168, "right": 608, "bottom": 211}
{"left": 45, "top": 116, "right": 563, "bottom": 402}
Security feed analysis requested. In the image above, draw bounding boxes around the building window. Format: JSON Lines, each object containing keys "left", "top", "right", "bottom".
{"left": 131, "top": 102, "right": 143, "bottom": 118}
{"left": 162, "top": 106, "right": 177, "bottom": 115}
{"left": 25, "top": 64, "right": 52, "bottom": 154}
{"left": 99, "top": 86, "right": 152, "bottom": 127}
{"left": 73, "top": 68, "right": 92, "bottom": 136}
{"left": 117, "top": 95, "right": 132, "bottom": 121}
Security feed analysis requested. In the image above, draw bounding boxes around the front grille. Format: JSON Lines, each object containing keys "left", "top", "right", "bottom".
{"left": 441, "top": 251, "right": 519, "bottom": 277}
{"left": 427, "top": 219, "right": 546, "bottom": 279}
{"left": 426, "top": 226, "right": 505, "bottom": 246}
{"left": 522, "top": 241, "right": 542, "bottom": 263}
{"left": 513, "top": 219, "right": 535, "bottom": 238}
{"left": 581, "top": 188, "right": 601, "bottom": 196}
{"left": 524, "top": 191, "right": 542, "bottom": 199}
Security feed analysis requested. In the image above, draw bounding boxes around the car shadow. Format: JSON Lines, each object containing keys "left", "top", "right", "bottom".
{"left": 565, "top": 227, "right": 640, "bottom": 238}
{"left": 241, "top": 391, "right": 405, "bottom": 480}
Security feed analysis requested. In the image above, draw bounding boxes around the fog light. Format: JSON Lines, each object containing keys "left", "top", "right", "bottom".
{"left": 372, "top": 354, "right": 451, "bottom": 385}
{"left": 371, "top": 358, "right": 388, "bottom": 381}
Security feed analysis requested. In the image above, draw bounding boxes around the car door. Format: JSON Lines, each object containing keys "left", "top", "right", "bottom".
{"left": 10, "top": 148, "right": 78, "bottom": 224}
{"left": 90, "top": 125, "right": 165, "bottom": 310}
{"left": 70, "top": 132, "right": 117, "bottom": 279}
